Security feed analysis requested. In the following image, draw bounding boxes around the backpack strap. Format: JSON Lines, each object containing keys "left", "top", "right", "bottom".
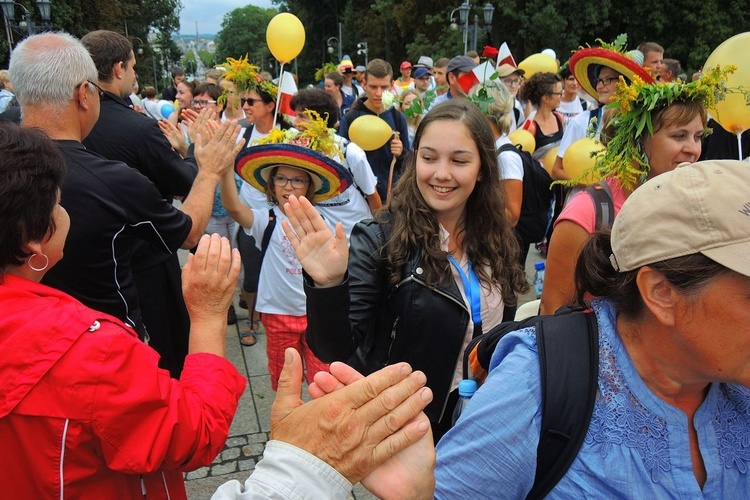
{"left": 260, "top": 208, "right": 276, "bottom": 260}
{"left": 579, "top": 97, "right": 588, "bottom": 111}
{"left": 526, "top": 311, "right": 599, "bottom": 500}
{"left": 585, "top": 181, "right": 615, "bottom": 231}
{"left": 242, "top": 123, "right": 255, "bottom": 145}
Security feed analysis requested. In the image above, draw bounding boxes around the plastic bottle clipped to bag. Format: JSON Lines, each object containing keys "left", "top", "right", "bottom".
{"left": 533, "top": 261, "right": 546, "bottom": 298}
{"left": 451, "top": 379, "right": 478, "bottom": 426}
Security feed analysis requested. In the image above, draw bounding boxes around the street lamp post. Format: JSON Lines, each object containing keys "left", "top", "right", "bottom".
{"left": 326, "top": 36, "right": 340, "bottom": 62}
{"left": 1, "top": 0, "right": 52, "bottom": 48}
{"left": 357, "top": 41, "right": 368, "bottom": 66}
{"left": 449, "top": 1, "right": 493, "bottom": 54}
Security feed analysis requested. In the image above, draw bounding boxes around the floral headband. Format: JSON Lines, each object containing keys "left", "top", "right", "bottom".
{"left": 567, "top": 64, "right": 738, "bottom": 190}
{"left": 218, "top": 55, "right": 278, "bottom": 106}
{"left": 256, "top": 110, "right": 343, "bottom": 160}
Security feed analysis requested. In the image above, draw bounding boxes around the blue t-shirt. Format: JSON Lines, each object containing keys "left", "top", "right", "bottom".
{"left": 435, "top": 299, "right": 750, "bottom": 498}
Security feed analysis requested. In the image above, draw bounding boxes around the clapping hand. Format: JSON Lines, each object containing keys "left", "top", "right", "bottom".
{"left": 272, "top": 348, "right": 434, "bottom": 488}
{"left": 309, "top": 362, "right": 436, "bottom": 499}
{"left": 282, "top": 195, "right": 348, "bottom": 288}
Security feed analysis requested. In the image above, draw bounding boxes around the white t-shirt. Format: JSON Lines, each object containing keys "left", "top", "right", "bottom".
{"left": 557, "top": 98, "right": 585, "bottom": 126}
{"left": 244, "top": 206, "right": 333, "bottom": 316}
{"left": 508, "top": 98, "right": 527, "bottom": 132}
{"left": 495, "top": 136, "right": 524, "bottom": 181}
{"left": 557, "top": 108, "right": 603, "bottom": 159}
{"left": 239, "top": 127, "right": 273, "bottom": 210}
{"left": 314, "top": 137, "right": 377, "bottom": 238}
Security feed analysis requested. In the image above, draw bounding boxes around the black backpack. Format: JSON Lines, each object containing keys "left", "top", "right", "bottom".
{"left": 498, "top": 143, "right": 553, "bottom": 242}
{"left": 463, "top": 309, "right": 599, "bottom": 500}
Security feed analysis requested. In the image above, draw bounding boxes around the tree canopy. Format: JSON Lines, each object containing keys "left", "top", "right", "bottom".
{"left": 215, "top": 5, "right": 278, "bottom": 70}
{"left": 250, "top": 0, "right": 748, "bottom": 87}
{"left": 1, "top": 0, "right": 183, "bottom": 89}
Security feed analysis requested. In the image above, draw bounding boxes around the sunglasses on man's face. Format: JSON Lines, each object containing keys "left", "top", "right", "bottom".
{"left": 241, "top": 97, "right": 263, "bottom": 106}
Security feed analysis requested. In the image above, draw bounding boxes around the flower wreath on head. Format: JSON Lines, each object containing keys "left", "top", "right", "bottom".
{"left": 256, "top": 109, "right": 343, "bottom": 161}
{"left": 217, "top": 55, "right": 278, "bottom": 107}
{"left": 566, "top": 64, "right": 739, "bottom": 190}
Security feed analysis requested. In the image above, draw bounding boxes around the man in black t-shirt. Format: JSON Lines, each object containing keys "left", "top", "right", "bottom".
{"left": 9, "top": 32, "right": 243, "bottom": 377}
{"left": 81, "top": 31, "right": 204, "bottom": 377}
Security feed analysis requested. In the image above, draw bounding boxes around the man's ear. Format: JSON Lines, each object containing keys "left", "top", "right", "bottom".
{"left": 637, "top": 266, "right": 678, "bottom": 327}
{"left": 112, "top": 61, "right": 124, "bottom": 81}
{"left": 75, "top": 81, "right": 92, "bottom": 110}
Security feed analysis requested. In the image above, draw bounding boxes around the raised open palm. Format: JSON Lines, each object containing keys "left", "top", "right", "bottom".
{"left": 281, "top": 195, "right": 348, "bottom": 287}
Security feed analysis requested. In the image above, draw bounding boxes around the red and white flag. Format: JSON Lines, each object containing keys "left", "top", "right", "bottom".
{"left": 276, "top": 71, "right": 298, "bottom": 118}
{"left": 457, "top": 61, "right": 495, "bottom": 94}
{"left": 496, "top": 42, "right": 517, "bottom": 68}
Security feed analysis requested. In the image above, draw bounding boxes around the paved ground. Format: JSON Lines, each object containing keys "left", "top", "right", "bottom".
{"left": 183, "top": 245, "right": 545, "bottom": 499}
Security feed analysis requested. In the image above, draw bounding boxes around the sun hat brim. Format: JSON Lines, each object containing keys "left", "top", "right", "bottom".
{"left": 570, "top": 47, "right": 655, "bottom": 100}
{"left": 235, "top": 143, "right": 353, "bottom": 202}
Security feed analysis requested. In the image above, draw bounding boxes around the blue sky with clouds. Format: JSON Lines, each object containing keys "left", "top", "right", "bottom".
{"left": 179, "top": 0, "right": 275, "bottom": 35}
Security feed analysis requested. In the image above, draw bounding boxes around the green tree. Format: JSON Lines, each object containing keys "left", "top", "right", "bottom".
{"left": 1, "top": 0, "right": 183, "bottom": 83}
{"left": 215, "top": 4, "right": 278, "bottom": 66}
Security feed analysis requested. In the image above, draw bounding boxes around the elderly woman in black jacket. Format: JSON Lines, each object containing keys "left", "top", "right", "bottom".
{"left": 282, "top": 100, "right": 527, "bottom": 440}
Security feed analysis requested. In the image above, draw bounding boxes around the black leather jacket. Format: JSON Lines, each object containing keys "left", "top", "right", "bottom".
{"left": 305, "top": 219, "right": 471, "bottom": 424}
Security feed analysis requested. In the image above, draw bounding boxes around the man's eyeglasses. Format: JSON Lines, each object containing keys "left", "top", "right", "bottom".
{"left": 595, "top": 76, "right": 618, "bottom": 86}
{"left": 79, "top": 80, "right": 105, "bottom": 97}
{"left": 240, "top": 97, "right": 262, "bottom": 106}
{"left": 502, "top": 78, "right": 522, "bottom": 87}
{"left": 191, "top": 99, "right": 217, "bottom": 108}
{"left": 547, "top": 91, "right": 564, "bottom": 97}
{"left": 271, "top": 174, "right": 311, "bottom": 189}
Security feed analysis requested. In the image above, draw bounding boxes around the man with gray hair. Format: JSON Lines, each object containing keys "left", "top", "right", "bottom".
{"left": 10, "top": 32, "right": 243, "bottom": 368}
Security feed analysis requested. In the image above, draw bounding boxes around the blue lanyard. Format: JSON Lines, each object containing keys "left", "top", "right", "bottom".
{"left": 447, "top": 254, "right": 482, "bottom": 329}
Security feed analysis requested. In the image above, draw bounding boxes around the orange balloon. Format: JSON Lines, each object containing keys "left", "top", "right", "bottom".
{"left": 704, "top": 32, "right": 750, "bottom": 135}
{"left": 563, "top": 138, "right": 605, "bottom": 185}
{"left": 542, "top": 146, "right": 559, "bottom": 174}
{"left": 508, "top": 128, "right": 536, "bottom": 154}
{"left": 348, "top": 115, "right": 393, "bottom": 151}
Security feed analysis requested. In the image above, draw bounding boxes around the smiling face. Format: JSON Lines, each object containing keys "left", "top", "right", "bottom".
{"left": 416, "top": 119, "right": 481, "bottom": 227}
{"left": 192, "top": 92, "right": 220, "bottom": 114}
{"left": 175, "top": 81, "right": 194, "bottom": 110}
{"left": 643, "top": 107, "right": 704, "bottom": 179}
{"left": 595, "top": 66, "right": 620, "bottom": 105}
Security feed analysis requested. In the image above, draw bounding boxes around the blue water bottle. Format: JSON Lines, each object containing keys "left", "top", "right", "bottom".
{"left": 452, "top": 379, "right": 478, "bottom": 426}
{"left": 533, "top": 261, "right": 546, "bottom": 298}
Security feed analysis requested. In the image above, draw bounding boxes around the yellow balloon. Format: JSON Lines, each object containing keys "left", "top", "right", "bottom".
{"left": 508, "top": 128, "right": 536, "bottom": 154}
{"left": 518, "top": 53, "right": 558, "bottom": 79}
{"left": 266, "top": 13, "right": 305, "bottom": 64}
{"left": 542, "top": 146, "right": 559, "bottom": 174}
{"left": 705, "top": 32, "right": 750, "bottom": 134}
{"left": 563, "top": 138, "right": 605, "bottom": 185}
{"left": 348, "top": 115, "right": 393, "bottom": 151}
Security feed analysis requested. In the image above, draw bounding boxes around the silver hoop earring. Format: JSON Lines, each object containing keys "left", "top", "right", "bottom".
{"left": 27, "top": 253, "right": 49, "bottom": 272}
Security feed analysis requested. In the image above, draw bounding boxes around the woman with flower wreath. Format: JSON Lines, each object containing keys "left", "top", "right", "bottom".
{"left": 220, "top": 115, "right": 354, "bottom": 390}
{"left": 539, "top": 65, "right": 734, "bottom": 315}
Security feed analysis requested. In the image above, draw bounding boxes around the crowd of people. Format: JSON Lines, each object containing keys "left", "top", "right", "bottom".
{"left": 1, "top": 26, "right": 749, "bottom": 499}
